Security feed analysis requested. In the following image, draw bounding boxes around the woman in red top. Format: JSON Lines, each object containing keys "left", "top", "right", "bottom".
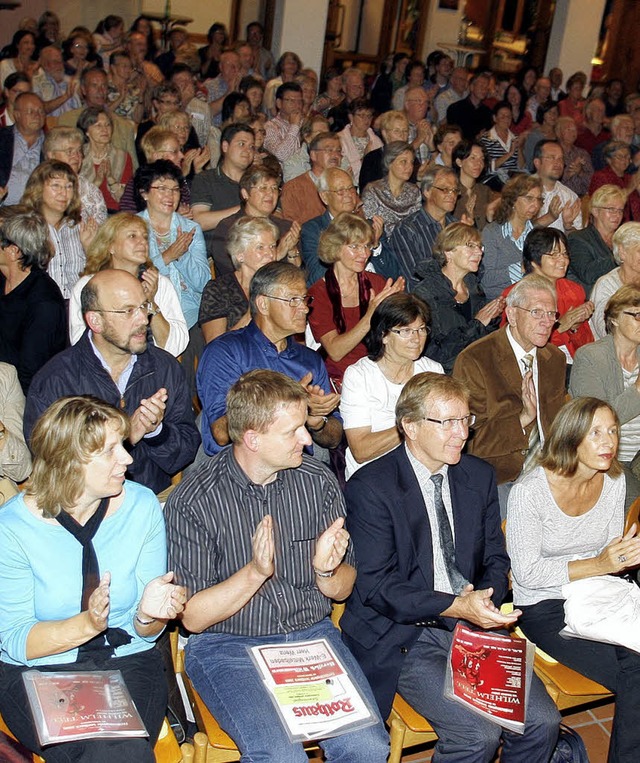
{"left": 501, "top": 227, "right": 594, "bottom": 361}
{"left": 78, "top": 107, "right": 133, "bottom": 213}
{"left": 308, "top": 212, "right": 404, "bottom": 382}
{"left": 588, "top": 140, "right": 640, "bottom": 221}
{"left": 558, "top": 72, "right": 587, "bottom": 127}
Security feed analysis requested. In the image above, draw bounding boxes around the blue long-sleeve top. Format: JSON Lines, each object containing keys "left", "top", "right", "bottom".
{"left": 0, "top": 481, "right": 166, "bottom": 667}
{"left": 139, "top": 209, "right": 209, "bottom": 329}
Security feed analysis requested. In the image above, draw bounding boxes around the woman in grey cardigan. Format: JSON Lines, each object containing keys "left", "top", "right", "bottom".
{"left": 570, "top": 284, "right": 640, "bottom": 503}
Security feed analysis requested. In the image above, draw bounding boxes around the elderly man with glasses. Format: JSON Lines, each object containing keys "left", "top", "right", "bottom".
{"left": 388, "top": 166, "right": 462, "bottom": 290}
{"left": 342, "top": 370, "right": 560, "bottom": 758}
{"left": 453, "top": 274, "right": 566, "bottom": 516}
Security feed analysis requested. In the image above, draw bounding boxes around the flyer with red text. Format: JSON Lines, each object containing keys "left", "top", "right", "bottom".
{"left": 249, "top": 638, "right": 378, "bottom": 742}
{"left": 445, "top": 623, "right": 534, "bottom": 734}
{"left": 22, "top": 670, "right": 148, "bottom": 746}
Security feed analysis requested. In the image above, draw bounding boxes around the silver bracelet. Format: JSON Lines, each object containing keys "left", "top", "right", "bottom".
{"left": 135, "top": 611, "right": 156, "bottom": 626}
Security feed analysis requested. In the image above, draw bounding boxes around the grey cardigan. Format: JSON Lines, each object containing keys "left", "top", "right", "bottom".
{"left": 570, "top": 334, "right": 640, "bottom": 424}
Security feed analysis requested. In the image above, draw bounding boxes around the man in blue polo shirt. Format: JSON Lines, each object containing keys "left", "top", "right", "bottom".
{"left": 197, "top": 260, "right": 342, "bottom": 456}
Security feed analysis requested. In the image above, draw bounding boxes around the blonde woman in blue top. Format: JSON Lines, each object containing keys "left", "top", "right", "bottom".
{"left": 0, "top": 396, "right": 187, "bottom": 762}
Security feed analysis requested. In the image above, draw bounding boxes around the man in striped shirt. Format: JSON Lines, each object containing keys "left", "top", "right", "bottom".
{"left": 165, "top": 369, "right": 389, "bottom": 761}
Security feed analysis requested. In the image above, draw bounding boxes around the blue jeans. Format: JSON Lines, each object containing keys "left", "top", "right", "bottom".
{"left": 186, "top": 618, "right": 389, "bottom": 763}
{"left": 397, "top": 627, "right": 560, "bottom": 763}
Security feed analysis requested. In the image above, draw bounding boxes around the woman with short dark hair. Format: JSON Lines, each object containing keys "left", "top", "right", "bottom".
{"left": 500, "top": 227, "right": 594, "bottom": 361}
{"left": 341, "top": 292, "right": 442, "bottom": 479}
{"left": 361, "top": 141, "right": 421, "bottom": 234}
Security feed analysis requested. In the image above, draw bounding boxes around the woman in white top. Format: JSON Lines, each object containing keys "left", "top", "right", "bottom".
{"left": 507, "top": 396, "right": 640, "bottom": 763}
{"left": 341, "top": 293, "right": 443, "bottom": 479}
{"left": 590, "top": 222, "right": 640, "bottom": 339}
{"left": 69, "top": 213, "right": 188, "bottom": 356}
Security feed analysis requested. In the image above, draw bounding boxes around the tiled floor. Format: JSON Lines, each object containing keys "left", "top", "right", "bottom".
{"left": 390, "top": 698, "right": 615, "bottom": 762}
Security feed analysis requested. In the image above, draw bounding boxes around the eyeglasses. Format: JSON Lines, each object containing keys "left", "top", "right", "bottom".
{"left": 423, "top": 414, "right": 476, "bottom": 430}
{"left": 93, "top": 301, "right": 154, "bottom": 318}
{"left": 520, "top": 194, "right": 543, "bottom": 203}
{"left": 622, "top": 311, "right": 640, "bottom": 321}
{"left": 149, "top": 185, "right": 181, "bottom": 194}
{"left": 432, "top": 185, "right": 459, "bottom": 196}
{"left": 253, "top": 184, "right": 280, "bottom": 193}
{"left": 594, "top": 206, "right": 625, "bottom": 215}
{"left": 513, "top": 306, "right": 560, "bottom": 321}
{"left": 463, "top": 241, "right": 484, "bottom": 251}
{"left": 46, "top": 181, "right": 74, "bottom": 193}
{"left": 55, "top": 146, "right": 83, "bottom": 157}
{"left": 316, "top": 147, "right": 343, "bottom": 154}
{"left": 261, "top": 294, "right": 314, "bottom": 308}
{"left": 390, "top": 326, "right": 429, "bottom": 339}
{"left": 347, "top": 243, "right": 373, "bottom": 254}
{"left": 542, "top": 250, "right": 570, "bottom": 260}
{"left": 327, "top": 185, "right": 356, "bottom": 195}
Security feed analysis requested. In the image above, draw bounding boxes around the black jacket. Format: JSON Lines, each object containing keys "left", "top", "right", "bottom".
{"left": 413, "top": 259, "right": 494, "bottom": 373}
{"left": 24, "top": 331, "right": 200, "bottom": 493}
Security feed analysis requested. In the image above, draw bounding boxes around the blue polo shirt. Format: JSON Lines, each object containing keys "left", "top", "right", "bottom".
{"left": 196, "top": 321, "right": 337, "bottom": 455}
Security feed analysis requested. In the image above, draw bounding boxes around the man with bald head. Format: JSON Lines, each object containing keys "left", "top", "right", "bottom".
{"left": 24, "top": 269, "right": 199, "bottom": 492}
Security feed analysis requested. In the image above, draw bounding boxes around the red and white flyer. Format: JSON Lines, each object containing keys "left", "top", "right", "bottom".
{"left": 22, "top": 670, "right": 148, "bottom": 746}
{"left": 445, "top": 623, "right": 534, "bottom": 734}
{"left": 249, "top": 638, "right": 378, "bottom": 742}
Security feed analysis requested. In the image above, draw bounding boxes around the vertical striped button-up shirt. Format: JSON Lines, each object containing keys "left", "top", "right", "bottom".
{"left": 47, "top": 219, "right": 86, "bottom": 300}
{"left": 165, "top": 448, "right": 354, "bottom": 636}
{"left": 388, "top": 207, "right": 456, "bottom": 290}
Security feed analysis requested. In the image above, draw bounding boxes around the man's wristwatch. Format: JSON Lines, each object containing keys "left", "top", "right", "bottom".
{"left": 314, "top": 567, "right": 335, "bottom": 578}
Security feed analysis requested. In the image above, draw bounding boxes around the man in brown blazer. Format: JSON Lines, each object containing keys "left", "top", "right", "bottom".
{"left": 453, "top": 274, "right": 566, "bottom": 515}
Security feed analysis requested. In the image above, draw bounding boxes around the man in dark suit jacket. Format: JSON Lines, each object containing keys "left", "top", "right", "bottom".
{"left": 342, "top": 372, "right": 560, "bottom": 759}
{"left": 453, "top": 274, "right": 566, "bottom": 513}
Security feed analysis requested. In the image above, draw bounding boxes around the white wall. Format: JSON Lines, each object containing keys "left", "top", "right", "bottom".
{"left": 271, "top": 0, "right": 330, "bottom": 76}
{"left": 421, "top": 2, "right": 463, "bottom": 62}
{"left": 544, "top": 0, "right": 606, "bottom": 82}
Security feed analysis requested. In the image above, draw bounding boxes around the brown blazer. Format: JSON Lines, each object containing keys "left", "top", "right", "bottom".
{"left": 280, "top": 171, "right": 325, "bottom": 225}
{"left": 452, "top": 327, "right": 566, "bottom": 484}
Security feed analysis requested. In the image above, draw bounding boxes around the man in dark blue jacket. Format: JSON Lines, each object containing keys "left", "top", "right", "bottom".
{"left": 24, "top": 269, "right": 199, "bottom": 493}
{"left": 342, "top": 372, "right": 559, "bottom": 760}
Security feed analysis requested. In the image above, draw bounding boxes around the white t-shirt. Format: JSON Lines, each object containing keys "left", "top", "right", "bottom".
{"left": 341, "top": 355, "right": 444, "bottom": 479}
